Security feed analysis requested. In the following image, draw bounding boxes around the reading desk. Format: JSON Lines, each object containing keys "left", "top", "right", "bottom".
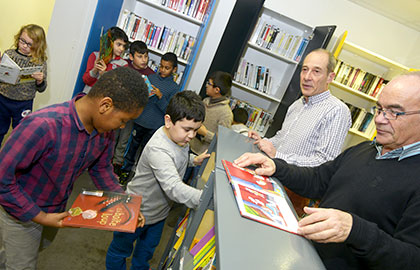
{"left": 214, "top": 126, "right": 325, "bottom": 269}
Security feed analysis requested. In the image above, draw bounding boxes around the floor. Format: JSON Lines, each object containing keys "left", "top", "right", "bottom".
{"left": 36, "top": 172, "right": 182, "bottom": 270}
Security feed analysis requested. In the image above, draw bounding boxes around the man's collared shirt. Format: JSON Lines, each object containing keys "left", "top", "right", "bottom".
{"left": 373, "top": 139, "right": 420, "bottom": 161}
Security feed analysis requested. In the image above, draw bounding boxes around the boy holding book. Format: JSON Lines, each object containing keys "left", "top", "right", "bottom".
{"left": 113, "top": 40, "right": 155, "bottom": 175}
{"left": 0, "top": 67, "right": 148, "bottom": 270}
{"left": 106, "top": 90, "right": 209, "bottom": 270}
{"left": 119, "top": 52, "right": 180, "bottom": 185}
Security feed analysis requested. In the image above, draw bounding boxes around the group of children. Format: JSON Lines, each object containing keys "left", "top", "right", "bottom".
{"left": 0, "top": 24, "right": 251, "bottom": 270}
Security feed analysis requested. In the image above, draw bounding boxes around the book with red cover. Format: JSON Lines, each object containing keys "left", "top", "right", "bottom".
{"left": 62, "top": 191, "right": 142, "bottom": 233}
{"left": 222, "top": 160, "right": 299, "bottom": 234}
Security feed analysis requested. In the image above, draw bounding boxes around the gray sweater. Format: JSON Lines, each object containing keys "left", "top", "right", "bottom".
{"left": 126, "top": 127, "right": 202, "bottom": 225}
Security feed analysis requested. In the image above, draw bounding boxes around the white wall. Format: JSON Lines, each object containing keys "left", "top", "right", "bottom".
{"left": 264, "top": 0, "right": 420, "bottom": 68}
{"left": 34, "top": 0, "right": 97, "bottom": 109}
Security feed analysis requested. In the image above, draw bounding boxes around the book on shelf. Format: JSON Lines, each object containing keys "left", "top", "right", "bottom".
{"left": 158, "top": 0, "right": 211, "bottom": 21}
{"left": 0, "top": 53, "right": 42, "bottom": 85}
{"left": 189, "top": 226, "right": 216, "bottom": 270}
{"left": 234, "top": 58, "right": 273, "bottom": 95}
{"left": 62, "top": 190, "right": 142, "bottom": 233}
{"left": 119, "top": 10, "right": 196, "bottom": 61}
{"left": 222, "top": 160, "right": 299, "bottom": 234}
{"left": 229, "top": 97, "right": 272, "bottom": 132}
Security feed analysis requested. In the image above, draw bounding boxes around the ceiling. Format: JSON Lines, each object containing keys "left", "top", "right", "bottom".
{"left": 348, "top": 0, "right": 420, "bottom": 32}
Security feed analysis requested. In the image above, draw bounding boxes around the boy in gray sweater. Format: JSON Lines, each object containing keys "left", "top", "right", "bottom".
{"left": 106, "top": 90, "right": 209, "bottom": 270}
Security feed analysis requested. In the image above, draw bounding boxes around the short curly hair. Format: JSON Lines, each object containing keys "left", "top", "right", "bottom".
{"left": 88, "top": 67, "right": 148, "bottom": 112}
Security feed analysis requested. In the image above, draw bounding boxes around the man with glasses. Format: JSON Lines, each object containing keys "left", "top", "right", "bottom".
{"left": 235, "top": 71, "right": 420, "bottom": 269}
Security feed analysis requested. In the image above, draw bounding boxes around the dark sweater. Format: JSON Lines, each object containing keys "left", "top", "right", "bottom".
{"left": 273, "top": 141, "right": 420, "bottom": 270}
{"left": 134, "top": 73, "right": 179, "bottom": 129}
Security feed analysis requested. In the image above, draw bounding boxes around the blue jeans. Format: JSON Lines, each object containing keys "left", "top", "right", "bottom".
{"left": 0, "top": 94, "right": 33, "bottom": 144}
{"left": 106, "top": 219, "right": 165, "bottom": 270}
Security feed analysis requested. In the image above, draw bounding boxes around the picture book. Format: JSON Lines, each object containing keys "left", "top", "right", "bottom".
{"left": 142, "top": 75, "right": 155, "bottom": 97}
{"left": 0, "top": 53, "right": 42, "bottom": 85}
{"left": 62, "top": 190, "right": 142, "bottom": 233}
{"left": 99, "top": 30, "right": 113, "bottom": 65}
{"left": 222, "top": 160, "right": 299, "bottom": 234}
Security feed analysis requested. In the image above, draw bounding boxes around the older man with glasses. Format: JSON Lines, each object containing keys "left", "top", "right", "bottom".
{"left": 235, "top": 71, "right": 420, "bottom": 269}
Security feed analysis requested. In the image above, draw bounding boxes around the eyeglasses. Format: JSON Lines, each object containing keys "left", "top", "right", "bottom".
{"left": 371, "top": 106, "right": 420, "bottom": 120}
{"left": 206, "top": 80, "right": 216, "bottom": 88}
{"left": 19, "top": 38, "right": 33, "bottom": 48}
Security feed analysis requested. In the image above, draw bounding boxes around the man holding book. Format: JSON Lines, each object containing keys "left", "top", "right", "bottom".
{"left": 235, "top": 71, "right": 420, "bottom": 269}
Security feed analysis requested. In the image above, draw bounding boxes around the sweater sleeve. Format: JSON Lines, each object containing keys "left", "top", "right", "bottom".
{"left": 148, "top": 146, "right": 202, "bottom": 208}
{"left": 345, "top": 197, "right": 420, "bottom": 269}
{"left": 82, "top": 52, "right": 99, "bottom": 86}
{"left": 35, "top": 61, "right": 47, "bottom": 93}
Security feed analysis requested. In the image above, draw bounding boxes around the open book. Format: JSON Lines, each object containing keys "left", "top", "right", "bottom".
{"left": 222, "top": 160, "right": 299, "bottom": 234}
{"left": 0, "top": 53, "right": 42, "bottom": 84}
{"left": 62, "top": 190, "right": 142, "bottom": 233}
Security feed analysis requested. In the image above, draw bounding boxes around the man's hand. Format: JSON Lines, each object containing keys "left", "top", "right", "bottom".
{"left": 248, "top": 130, "right": 262, "bottom": 141}
{"left": 234, "top": 152, "right": 276, "bottom": 176}
{"left": 137, "top": 211, "right": 145, "bottom": 228}
{"left": 32, "top": 211, "right": 69, "bottom": 228}
{"left": 193, "top": 150, "right": 211, "bottom": 166}
{"left": 151, "top": 86, "right": 162, "bottom": 99}
{"left": 256, "top": 139, "right": 276, "bottom": 158}
{"left": 297, "top": 207, "right": 353, "bottom": 243}
{"left": 197, "top": 125, "right": 208, "bottom": 137}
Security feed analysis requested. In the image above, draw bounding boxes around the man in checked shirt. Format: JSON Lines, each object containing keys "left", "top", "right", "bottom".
{"left": 249, "top": 49, "right": 352, "bottom": 216}
{"left": 0, "top": 67, "right": 148, "bottom": 270}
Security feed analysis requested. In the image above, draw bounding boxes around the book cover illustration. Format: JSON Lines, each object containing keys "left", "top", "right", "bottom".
{"left": 63, "top": 190, "right": 142, "bottom": 233}
{"left": 222, "top": 160, "right": 299, "bottom": 234}
{"left": 142, "top": 75, "right": 155, "bottom": 97}
{"left": 99, "top": 30, "right": 113, "bottom": 65}
{"left": 0, "top": 53, "right": 42, "bottom": 84}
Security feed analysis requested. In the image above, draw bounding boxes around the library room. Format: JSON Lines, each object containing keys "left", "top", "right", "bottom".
{"left": 0, "top": 0, "right": 419, "bottom": 269}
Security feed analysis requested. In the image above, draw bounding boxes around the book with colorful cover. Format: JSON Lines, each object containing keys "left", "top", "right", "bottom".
{"left": 99, "top": 30, "right": 113, "bottom": 65}
{"left": 0, "top": 53, "right": 42, "bottom": 85}
{"left": 142, "top": 75, "right": 155, "bottom": 97}
{"left": 62, "top": 190, "right": 142, "bottom": 233}
{"left": 222, "top": 160, "right": 299, "bottom": 234}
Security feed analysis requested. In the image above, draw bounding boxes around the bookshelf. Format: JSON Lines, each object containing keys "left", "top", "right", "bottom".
{"left": 231, "top": 7, "right": 314, "bottom": 136}
{"left": 330, "top": 31, "right": 411, "bottom": 148}
{"left": 116, "top": 0, "right": 215, "bottom": 88}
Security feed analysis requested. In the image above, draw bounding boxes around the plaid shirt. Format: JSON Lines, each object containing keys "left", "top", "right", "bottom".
{"left": 0, "top": 94, "right": 122, "bottom": 222}
{"left": 268, "top": 90, "right": 352, "bottom": 167}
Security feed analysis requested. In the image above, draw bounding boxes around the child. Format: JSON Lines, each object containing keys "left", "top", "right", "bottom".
{"left": 119, "top": 52, "right": 180, "bottom": 185}
{"left": 82, "top": 26, "right": 128, "bottom": 93}
{"left": 112, "top": 40, "right": 155, "bottom": 175}
{"left": 106, "top": 90, "right": 209, "bottom": 270}
{"left": 189, "top": 71, "right": 233, "bottom": 155}
{"left": 0, "top": 67, "right": 148, "bottom": 270}
{"left": 0, "top": 24, "right": 48, "bottom": 145}
{"left": 231, "top": 107, "right": 249, "bottom": 135}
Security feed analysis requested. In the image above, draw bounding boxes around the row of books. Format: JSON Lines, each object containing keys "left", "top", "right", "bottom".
{"left": 229, "top": 97, "right": 272, "bottom": 133}
{"left": 346, "top": 103, "right": 375, "bottom": 135}
{"left": 251, "top": 21, "right": 309, "bottom": 62}
{"left": 119, "top": 11, "right": 196, "bottom": 61}
{"left": 333, "top": 60, "right": 388, "bottom": 98}
{"left": 158, "top": 0, "right": 211, "bottom": 21}
{"left": 234, "top": 58, "right": 273, "bottom": 95}
{"left": 189, "top": 226, "right": 216, "bottom": 270}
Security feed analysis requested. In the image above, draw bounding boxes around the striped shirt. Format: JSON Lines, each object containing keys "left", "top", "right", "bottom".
{"left": 373, "top": 139, "right": 420, "bottom": 161}
{"left": 0, "top": 94, "right": 122, "bottom": 222}
{"left": 268, "top": 90, "right": 351, "bottom": 167}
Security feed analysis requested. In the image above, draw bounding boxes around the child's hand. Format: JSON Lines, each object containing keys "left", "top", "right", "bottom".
{"left": 193, "top": 150, "right": 210, "bottom": 165}
{"left": 33, "top": 211, "right": 69, "bottom": 228}
{"left": 94, "top": 59, "right": 106, "bottom": 76}
{"left": 137, "top": 211, "right": 145, "bottom": 228}
{"left": 31, "top": 71, "right": 44, "bottom": 84}
{"left": 197, "top": 125, "right": 208, "bottom": 137}
{"left": 151, "top": 86, "right": 162, "bottom": 99}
